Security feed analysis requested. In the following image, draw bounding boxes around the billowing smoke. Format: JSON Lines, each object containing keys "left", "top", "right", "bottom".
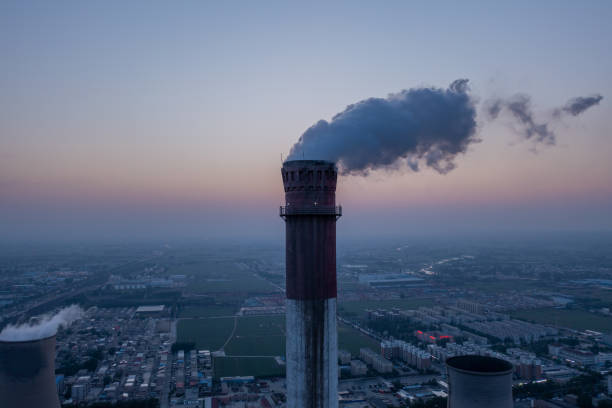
{"left": 0, "top": 305, "right": 83, "bottom": 342}
{"left": 288, "top": 79, "right": 603, "bottom": 174}
{"left": 288, "top": 79, "right": 479, "bottom": 175}
{"left": 486, "top": 93, "right": 603, "bottom": 145}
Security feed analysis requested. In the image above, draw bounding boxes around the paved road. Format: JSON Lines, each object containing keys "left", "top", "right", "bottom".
{"left": 221, "top": 316, "right": 239, "bottom": 351}
{"left": 338, "top": 315, "right": 383, "bottom": 342}
{"left": 160, "top": 319, "right": 177, "bottom": 408}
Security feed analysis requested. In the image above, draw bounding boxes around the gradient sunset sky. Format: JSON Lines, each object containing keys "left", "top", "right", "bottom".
{"left": 1, "top": 1, "right": 611, "bottom": 242}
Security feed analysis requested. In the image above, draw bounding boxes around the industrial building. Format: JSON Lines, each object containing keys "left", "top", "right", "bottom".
{"left": 446, "top": 355, "right": 513, "bottom": 408}
{"left": 0, "top": 335, "right": 61, "bottom": 408}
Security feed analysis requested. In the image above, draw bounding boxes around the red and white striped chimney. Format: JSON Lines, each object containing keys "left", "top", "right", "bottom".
{"left": 280, "top": 160, "right": 341, "bottom": 408}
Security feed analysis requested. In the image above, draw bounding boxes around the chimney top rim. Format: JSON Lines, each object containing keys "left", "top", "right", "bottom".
{"left": 446, "top": 355, "right": 513, "bottom": 375}
{"left": 283, "top": 159, "right": 336, "bottom": 167}
{"left": 0, "top": 333, "right": 56, "bottom": 344}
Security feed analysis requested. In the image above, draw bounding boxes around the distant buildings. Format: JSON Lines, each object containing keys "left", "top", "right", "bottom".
{"left": 426, "top": 342, "right": 543, "bottom": 380}
{"left": 359, "top": 348, "right": 393, "bottom": 373}
{"left": 557, "top": 348, "right": 596, "bottom": 366}
{"left": 112, "top": 281, "right": 147, "bottom": 291}
{"left": 350, "top": 360, "right": 367, "bottom": 376}
{"left": 456, "top": 299, "right": 486, "bottom": 314}
{"left": 238, "top": 306, "right": 284, "bottom": 316}
{"left": 381, "top": 340, "right": 432, "bottom": 370}
{"left": 134, "top": 305, "right": 165, "bottom": 315}
{"left": 338, "top": 349, "right": 351, "bottom": 365}
{"left": 414, "top": 330, "right": 453, "bottom": 344}
{"left": 548, "top": 344, "right": 562, "bottom": 357}
{"left": 399, "top": 304, "right": 557, "bottom": 344}
{"left": 109, "top": 275, "right": 185, "bottom": 291}
{"left": 547, "top": 343, "right": 606, "bottom": 367}
{"left": 596, "top": 352, "right": 612, "bottom": 364}
{"left": 72, "top": 376, "right": 90, "bottom": 403}
{"left": 518, "top": 357, "right": 543, "bottom": 380}
{"left": 56, "top": 375, "right": 64, "bottom": 395}
{"left": 462, "top": 319, "right": 557, "bottom": 344}
{"left": 53, "top": 306, "right": 177, "bottom": 405}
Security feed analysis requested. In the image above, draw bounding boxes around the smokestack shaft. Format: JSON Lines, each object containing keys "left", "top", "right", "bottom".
{"left": 281, "top": 160, "right": 340, "bottom": 408}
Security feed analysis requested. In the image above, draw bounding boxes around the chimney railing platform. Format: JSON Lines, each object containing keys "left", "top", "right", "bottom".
{"left": 280, "top": 205, "right": 342, "bottom": 220}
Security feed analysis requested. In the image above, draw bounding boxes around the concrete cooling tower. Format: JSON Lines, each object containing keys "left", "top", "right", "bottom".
{"left": 446, "top": 355, "right": 513, "bottom": 408}
{"left": 0, "top": 335, "right": 61, "bottom": 408}
{"left": 280, "top": 160, "right": 341, "bottom": 408}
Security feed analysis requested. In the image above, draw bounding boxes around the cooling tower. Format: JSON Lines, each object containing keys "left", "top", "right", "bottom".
{"left": 280, "top": 160, "right": 341, "bottom": 408}
{"left": 446, "top": 355, "right": 513, "bottom": 408}
{"left": 0, "top": 335, "right": 61, "bottom": 408}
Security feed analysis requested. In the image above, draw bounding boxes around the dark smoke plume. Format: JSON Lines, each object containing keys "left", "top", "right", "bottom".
{"left": 554, "top": 94, "right": 603, "bottom": 117}
{"left": 486, "top": 93, "right": 603, "bottom": 145}
{"left": 486, "top": 94, "right": 555, "bottom": 144}
{"left": 287, "top": 79, "right": 479, "bottom": 174}
{"left": 288, "top": 80, "right": 603, "bottom": 174}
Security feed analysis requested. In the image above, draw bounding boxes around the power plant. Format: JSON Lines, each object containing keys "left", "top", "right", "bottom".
{"left": 446, "top": 355, "right": 513, "bottom": 408}
{"left": 0, "top": 335, "right": 61, "bottom": 408}
{"left": 280, "top": 160, "right": 341, "bottom": 408}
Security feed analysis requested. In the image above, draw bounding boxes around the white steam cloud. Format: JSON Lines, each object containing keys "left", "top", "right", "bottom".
{"left": 0, "top": 305, "right": 84, "bottom": 342}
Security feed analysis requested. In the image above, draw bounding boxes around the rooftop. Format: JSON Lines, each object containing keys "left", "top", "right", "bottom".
{"left": 135, "top": 305, "right": 165, "bottom": 313}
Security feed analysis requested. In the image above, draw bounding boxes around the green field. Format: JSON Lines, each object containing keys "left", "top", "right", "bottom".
{"left": 468, "top": 279, "right": 543, "bottom": 293}
{"left": 337, "top": 281, "right": 368, "bottom": 291}
{"left": 559, "top": 287, "right": 612, "bottom": 306}
{"left": 177, "top": 315, "right": 285, "bottom": 353}
{"left": 213, "top": 356, "right": 285, "bottom": 378}
{"left": 511, "top": 307, "right": 612, "bottom": 333}
{"left": 338, "top": 322, "right": 380, "bottom": 356}
{"left": 233, "top": 315, "right": 285, "bottom": 336}
{"left": 178, "top": 314, "right": 381, "bottom": 360}
{"left": 189, "top": 276, "right": 276, "bottom": 293}
{"left": 226, "top": 335, "right": 286, "bottom": 356}
{"left": 178, "top": 305, "right": 238, "bottom": 318}
{"left": 226, "top": 315, "right": 285, "bottom": 356}
{"left": 177, "top": 317, "right": 235, "bottom": 350}
{"left": 338, "top": 298, "right": 436, "bottom": 319}
{"left": 169, "top": 260, "right": 278, "bottom": 294}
